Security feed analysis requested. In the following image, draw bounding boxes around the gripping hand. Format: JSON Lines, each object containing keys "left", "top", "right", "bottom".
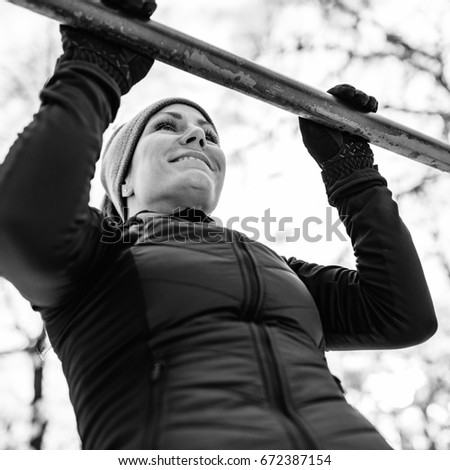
{"left": 101, "top": 0, "right": 157, "bottom": 20}
{"left": 58, "top": 1, "right": 157, "bottom": 95}
{"left": 298, "top": 84, "right": 378, "bottom": 168}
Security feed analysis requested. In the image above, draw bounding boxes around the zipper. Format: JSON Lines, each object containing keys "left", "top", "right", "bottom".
{"left": 233, "top": 235, "right": 319, "bottom": 449}
{"left": 144, "top": 360, "right": 167, "bottom": 448}
{"left": 231, "top": 236, "right": 264, "bottom": 320}
{"left": 252, "top": 324, "right": 320, "bottom": 449}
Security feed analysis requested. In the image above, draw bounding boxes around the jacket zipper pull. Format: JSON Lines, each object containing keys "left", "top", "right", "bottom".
{"left": 150, "top": 361, "right": 165, "bottom": 382}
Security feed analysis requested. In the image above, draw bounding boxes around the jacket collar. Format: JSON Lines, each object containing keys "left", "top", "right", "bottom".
{"left": 132, "top": 207, "right": 214, "bottom": 224}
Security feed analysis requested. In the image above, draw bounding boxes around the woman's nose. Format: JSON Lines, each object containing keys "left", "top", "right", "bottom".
{"left": 182, "top": 126, "right": 205, "bottom": 148}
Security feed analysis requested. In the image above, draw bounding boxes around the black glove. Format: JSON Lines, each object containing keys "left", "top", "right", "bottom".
{"left": 299, "top": 84, "right": 378, "bottom": 168}
{"left": 102, "top": 0, "right": 157, "bottom": 20}
{"left": 299, "top": 84, "right": 386, "bottom": 205}
{"left": 58, "top": 25, "right": 155, "bottom": 95}
{"left": 58, "top": 1, "right": 157, "bottom": 95}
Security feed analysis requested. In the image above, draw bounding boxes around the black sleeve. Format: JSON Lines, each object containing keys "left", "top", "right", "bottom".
{"left": 285, "top": 168, "right": 437, "bottom": 351}
{"left": 0, "top": 60, "right": 121, "bottom": 309}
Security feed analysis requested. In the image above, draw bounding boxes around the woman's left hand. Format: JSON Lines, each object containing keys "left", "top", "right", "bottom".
{"left": 298, "top": 84, "right": 378, "bottom": 168}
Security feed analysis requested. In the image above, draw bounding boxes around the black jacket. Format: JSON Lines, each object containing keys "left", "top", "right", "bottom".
{"left": 0, "top": 61, "right": 437, "bottom": 449}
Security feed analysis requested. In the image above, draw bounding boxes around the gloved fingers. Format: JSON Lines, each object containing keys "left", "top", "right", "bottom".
{"left": 60, "top": 24, "right": 156, "bottom": 61}
{"left": 127, "top": 53, "right": 155, "bottom": 83}
{"left": 60, "top": 24, "right": 83, "bottom": 40}
{"left": 327, "top": 84, "right": 378, "bottom": 113}
{"left": 102, "top": 0, "right": 157, "bottom": 19}
{"left": 139, "top": 0, "right": 158, "bottom": 18}
{"left": 59, "top": 24, "right": 155, "bottom": 95}
{"left": 60, "top": 24, "right": 120, "bottom": 56}
{"left": 327, "top": 84, "right": 356, "bottom": 101}
{"left": 365, "top": 95, "right": 378, "bottom": 113}
{"left": 60, "top": 24, "right": 95, "bottom": 40}
{"left": 298, "top": 117, "right": 344, "bottom": 165}
{"left": 60, "top": 25, "right": 96, "bottom": 52}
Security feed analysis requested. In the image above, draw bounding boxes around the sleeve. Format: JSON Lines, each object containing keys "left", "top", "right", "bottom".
{"left": 0, "top": 60, "right": 121, "bottom": 309}
{"left": 285, "top": 167, "right": 437, "bottom": 351}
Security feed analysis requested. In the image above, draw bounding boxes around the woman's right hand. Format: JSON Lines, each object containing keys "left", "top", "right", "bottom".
{"left": 102, "top": 0, "right": 157, "bottom": 19}
{"left": 58, "top": 0, "right": 158, "bottom": 95}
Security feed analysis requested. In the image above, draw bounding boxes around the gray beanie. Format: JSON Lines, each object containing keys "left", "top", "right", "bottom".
{"left": 100, "top": 97, "right": 218, "bottom": 220}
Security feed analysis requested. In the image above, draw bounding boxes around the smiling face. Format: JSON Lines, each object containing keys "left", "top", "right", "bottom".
{"left": 123, "top": 104, "right": 226, "bottom": 217}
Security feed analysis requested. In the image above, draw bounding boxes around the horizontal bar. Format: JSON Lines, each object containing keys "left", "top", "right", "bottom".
{"left": 7, "top": 0, "right": 450, "bottom": 171}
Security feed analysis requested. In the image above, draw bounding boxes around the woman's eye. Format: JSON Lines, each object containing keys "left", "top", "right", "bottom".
{"left": 154, "top": 120, "right": 177, "bottom": 132}
{"left": 205, "top": 129, "right": 219, "bottom": 144}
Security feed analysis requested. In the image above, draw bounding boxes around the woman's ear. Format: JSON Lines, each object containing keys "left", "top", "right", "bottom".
{"left": 121, "top": 182, "right": 134, "bottom": 198}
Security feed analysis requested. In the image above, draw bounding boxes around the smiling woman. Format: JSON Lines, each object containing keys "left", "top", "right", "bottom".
{"left": 101, "top": 100, "right": 226, "bottom": 221}
{"left": 0, "top": 1, "right": 438, "bottom": 451}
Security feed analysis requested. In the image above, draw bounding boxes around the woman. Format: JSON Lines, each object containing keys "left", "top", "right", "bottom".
{"left": 0, "top": 6, "right": 437, "bottom": 449}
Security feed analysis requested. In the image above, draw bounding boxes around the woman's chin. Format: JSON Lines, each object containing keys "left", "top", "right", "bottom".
{"left": 177, "top": 172, "right": 215, "bottom": 196}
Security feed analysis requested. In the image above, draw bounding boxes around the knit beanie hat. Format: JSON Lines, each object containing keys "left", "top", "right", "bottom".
{"left": 100, "top": 97, "right": 218, "bottom": 220}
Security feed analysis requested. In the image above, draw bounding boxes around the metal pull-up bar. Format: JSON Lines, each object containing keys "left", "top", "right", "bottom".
{"left": 6, "top": 0, "right": 450, "bottom": 172}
